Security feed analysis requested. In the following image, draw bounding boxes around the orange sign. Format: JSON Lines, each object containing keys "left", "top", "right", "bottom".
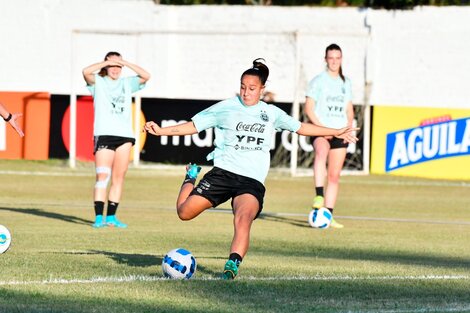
{"left": 0, "top": 92, "right": 50, "bottom": 160}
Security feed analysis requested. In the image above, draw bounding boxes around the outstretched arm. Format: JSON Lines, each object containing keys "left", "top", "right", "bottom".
{"left": 144, "top": 121, "right": 198, "bottom": 137}
{"left": 297, "top": 122, "right": 358, "bottom": 144}
{"left": 0, "top": 102, "right": 24, "bottom": 137}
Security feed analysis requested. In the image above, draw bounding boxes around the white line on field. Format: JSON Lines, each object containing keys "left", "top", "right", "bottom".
{"left": 1, "top": 169, "right": 469, "bottom": 187}
{"left": 255, "top": 211, "right": 470, "bottom": 226}
{"left": 347, "top": 307, "right": 470, "bottom": 313}
{"left": 0, "top": 274, "right": 468, "bottom": 286}
{"left": 0, "top": 202, "right": 469, "bottom": 226}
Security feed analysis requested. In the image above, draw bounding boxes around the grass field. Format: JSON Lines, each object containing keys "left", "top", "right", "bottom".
{"left": 0, "top": 159, "right": 469, "bottom": 313}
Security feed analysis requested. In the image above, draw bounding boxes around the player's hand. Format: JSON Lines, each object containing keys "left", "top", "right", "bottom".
{"left": 9, "top": 113, "right": 24, "bottom": 137}
{"left": 143, "top": 121, "right": 161, "bottom": 136}
{"left": 335, "top": 126, "right": 359, "bottom": 144}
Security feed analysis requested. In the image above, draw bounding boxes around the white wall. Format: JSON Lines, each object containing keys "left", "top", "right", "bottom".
{"left": 0, "top": 1, "right": 469, "bottom": 108}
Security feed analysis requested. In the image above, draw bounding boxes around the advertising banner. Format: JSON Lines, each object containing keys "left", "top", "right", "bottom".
{"left": 0, "top": 92, "right": 50, "bottom": 160}
{"left": 49, "top": 96, "right": 363, "bottom": 169}
{"left": 371, "top": 106, "right": 470, "bottom": 180}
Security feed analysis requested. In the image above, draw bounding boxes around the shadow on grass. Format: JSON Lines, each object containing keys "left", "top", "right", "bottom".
{"left": 0, "top": 278, "right": 469, "bottom": 313}
{"left": 61, "top": 250, "right": 220, "bottom": 277}
{"left": 0, "top": 206, "right": 91, "bottom": 226}
{"left": 208, "top": 208, "right": 311, "bottom": 229}
{"left": 258, "top": 213, "right": 310, "bottom": 228}
{"left": 253, "top": 243, "right": 470, "bottom": 271}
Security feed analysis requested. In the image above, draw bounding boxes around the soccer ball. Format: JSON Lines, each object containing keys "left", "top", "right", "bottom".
{"left": 0, "top": 225, "right": 12, "bottom": 254}
{"left": 162, "top": 248, "right": 197, "bottom": 279}
{"left": 308, "top": 207, "right": 332, "bottom": 229}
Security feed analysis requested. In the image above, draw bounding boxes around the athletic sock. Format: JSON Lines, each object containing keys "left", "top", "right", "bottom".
{"left": 94, "top": 201, "right": 104, "bottom": 216}
{"left": 315, "top": 187, "right": 324, "bottom": 197}
{"left": 183, "top": 175, "right": 196, "bottom": 185}
{"left": 229, "top": 253, "right": 243, "bottom": 267}
{"left": 107, "top": 201, "right": 119, "bottom": 217}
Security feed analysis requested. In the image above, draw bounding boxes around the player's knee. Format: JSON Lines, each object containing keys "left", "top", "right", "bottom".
{"left": 177, "top": 206, "right": 194, "bottom": 221}
{"left": 95, "top": 167, "right": 111, "bottom": 189}
{"left": 328, "top": 173, "right": 340, "bottom": 184}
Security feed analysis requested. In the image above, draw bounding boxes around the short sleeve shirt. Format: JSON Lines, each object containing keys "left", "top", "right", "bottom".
{"left": 305, "top": 71, "right": 352, "bottom": 129}
{"left": 87, "top": 75, "right": 145, "bottom": 138}
{"left": 192, "top": 96, "right": 301, "bottom": 184}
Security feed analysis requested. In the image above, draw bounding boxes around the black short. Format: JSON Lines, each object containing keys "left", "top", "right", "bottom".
{"left": 311, "top": 136, "right": 349, "bottom": 149}
{"left": 190, "top": 167, "right": 266, "bottom": 219}
{"left": 94, "top": 136, "right": 135, "bottom": 154}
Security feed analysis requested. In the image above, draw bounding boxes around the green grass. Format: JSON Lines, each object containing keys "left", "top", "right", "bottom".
{"left": 0, "top": 159, "right": 469, "bottom": 313}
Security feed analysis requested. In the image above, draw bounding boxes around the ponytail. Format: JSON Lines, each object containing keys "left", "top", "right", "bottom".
{"left": 241, "top": 58, "right": 270, "bottom": 85}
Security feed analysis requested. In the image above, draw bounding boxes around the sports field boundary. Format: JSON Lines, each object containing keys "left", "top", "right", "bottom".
{"left": 0, "top": 274, "right": 468, "bottom": 286}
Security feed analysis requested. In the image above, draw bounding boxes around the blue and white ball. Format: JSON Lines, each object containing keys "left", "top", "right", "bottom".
{"left": 0, "top": 225, "right": 12, "bottom": 254}
{"left": 308, "top": 207, "right": 332, "bottom": 229}
{"left": 162, "top": 248, "right": 197, "bottom": 279}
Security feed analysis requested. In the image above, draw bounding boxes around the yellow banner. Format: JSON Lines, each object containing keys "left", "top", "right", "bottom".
{"left": 371, "top": 106, "right": 470, "bottom": 180}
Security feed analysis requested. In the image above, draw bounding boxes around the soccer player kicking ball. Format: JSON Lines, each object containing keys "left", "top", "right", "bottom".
{"left": 144, "top": 58, "right": 358, "bottom": 279}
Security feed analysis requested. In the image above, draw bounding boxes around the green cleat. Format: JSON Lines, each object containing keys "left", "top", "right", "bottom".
{"left": 222, "top": 260, "right": 238, "bottom": 280}
{"left": 330, "top": 218, "right": 344, "bottom": 229}
{"left": 312, "top": 195, "right": 325, "bottom": 209}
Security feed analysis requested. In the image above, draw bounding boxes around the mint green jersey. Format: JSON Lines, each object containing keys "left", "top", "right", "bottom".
{"left": 192, "top": 96, "right": 301, "bottom": 184}
{"left": 87, "top": 74, "right": 145, "bottom": 138}
{"left": 305, "top": 71, "right": 352, "bottom": 129}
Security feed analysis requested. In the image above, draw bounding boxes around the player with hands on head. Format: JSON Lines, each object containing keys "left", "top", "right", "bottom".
{"left": 304, "top": 43, "right": 355, "bottom": 229}
{"left": 0, "top": 101, "right": 24, "bottom": 137}
{"left": 83, "top": 51, "right": 150, "bottom": 229}
{"left": 144, "top": 58, "right": 357, "bottom": 279}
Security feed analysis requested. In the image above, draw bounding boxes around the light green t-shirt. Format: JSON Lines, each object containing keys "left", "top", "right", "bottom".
{"left": 305, "top": 71, "right": 352, "bottom": 129}
{"left": 87, "top": 74, "right": 145, "bottom": 138}
{"left": 192, "top": 96, "right": 301, "bottom": 184}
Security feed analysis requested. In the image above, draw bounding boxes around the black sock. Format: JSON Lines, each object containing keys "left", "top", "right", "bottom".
{"left": 229, "top": 253, "right": 243, "bottom": 267}
{"left": 315, "top": 187, "right": 324, "bottom": 197}
{"left": 94, "top": 201, "right": 104, "bottom": 216}
{"left": 183, "top": 175, "right": 196, "bottom": 185}
{"left": 107, "top": 201, "right": 119, "bottom": 216}
{"left": 327, "top": 207, "right": 334, "bottom": 214}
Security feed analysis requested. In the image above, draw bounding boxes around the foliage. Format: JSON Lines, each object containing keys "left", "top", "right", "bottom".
{"left": 157, "top": 0, "right": 470, "bottom": 8}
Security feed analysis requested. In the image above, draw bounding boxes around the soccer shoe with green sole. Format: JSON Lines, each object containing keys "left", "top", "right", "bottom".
{"left": 105, "top": 216, "right": 128, "bottom": 228}
{"left": 92, "top": 215, "right": 106, "bottom": 228}
{"left": 312, "top": 195, "right": 325, "bottom": 209}
{"left": 222, "top": 259, "right": 239, "bottom": 280}
{"left": 186, "top": 163, "right": 202, "bottom": 180}
{"left": 330, "top": 218, "right": 344, "bottom": 229}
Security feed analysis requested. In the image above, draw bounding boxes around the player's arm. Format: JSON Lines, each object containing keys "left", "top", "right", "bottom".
{"left": 297, "top": 123, "right": 358, "bottom": 144}
{"left": 0, "top": 102, "right": 24, "bottom": 137}
{"left": 82, "top": 59, "right": 120, "bottom": 85}
{"left": 144, "top": 121, "right": 198, "bottom": 137}
{"left": 304, "top": 97, "right": 324, "bottom": 127}
{"left": 118, "top": 59, "right": 151, "bottom": 84}
{"left": 82, "top": 61, "right": 106, "bottom": 85}
{"left": 346, "top": 100, "right": 354, "bottom": 127}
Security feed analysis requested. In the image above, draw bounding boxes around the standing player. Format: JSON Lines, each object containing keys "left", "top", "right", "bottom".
{"left": 0, "top": 101, "right": 24, "bottom": 137}
{"left": 144, "top": 58, "right": 358, "bottom": 279}
{"left": 304, "top": 44, "right": 354, "bottom": 229}
{"left": 83, "top": 52, "right": 150, "bottom": 228}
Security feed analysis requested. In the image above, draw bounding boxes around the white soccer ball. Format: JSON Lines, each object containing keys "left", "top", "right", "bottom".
{"left": 0, "top": 225, "right": 12, "bottom": 254}
{"left": 162, "top": 248, "right": 197, "bottom": 279}
{"left": 308, "top": 207, "right": 332, "bottom": 229}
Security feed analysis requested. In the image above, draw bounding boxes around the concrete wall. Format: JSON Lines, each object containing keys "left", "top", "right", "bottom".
{"left": 1, "top": 1, "right": 469, "bottom": 108}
